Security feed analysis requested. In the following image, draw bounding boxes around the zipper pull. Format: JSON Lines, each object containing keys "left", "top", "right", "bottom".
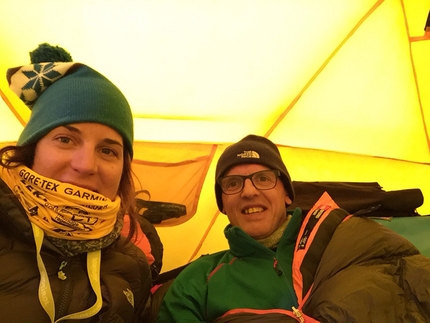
{"left": 58, "top": 261, "right": 68, "bottom": 280}
{"left": 292, "top": 306, "right": 304, "bottom": 323}
{"left": 273, "top": 258, "right": 283, "bottom": 276}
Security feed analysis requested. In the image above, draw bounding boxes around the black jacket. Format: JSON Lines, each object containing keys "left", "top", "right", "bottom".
{"left": 0, "top": 179, "right": 151, "bottom": 323}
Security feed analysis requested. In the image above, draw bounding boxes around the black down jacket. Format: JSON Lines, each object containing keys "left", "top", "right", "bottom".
{"left": 0, "top": 179, "right": 152, "bottom": 323}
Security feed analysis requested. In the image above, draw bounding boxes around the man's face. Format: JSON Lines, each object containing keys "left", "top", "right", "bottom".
{"left": 221, "top": 163, "right": 292, "bottom": 239}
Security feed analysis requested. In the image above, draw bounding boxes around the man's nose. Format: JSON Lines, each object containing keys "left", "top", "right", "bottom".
{"left": 241, "top": 178, "right": 259, "bottom": 197}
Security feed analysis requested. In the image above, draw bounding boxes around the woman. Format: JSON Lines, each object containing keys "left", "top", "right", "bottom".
{"left": 0, "top": 44, "right": 151, "bottom": 322}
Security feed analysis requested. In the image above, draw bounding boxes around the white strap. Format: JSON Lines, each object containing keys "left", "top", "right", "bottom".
{"left": 31, "top": 223, "right": 103, "bottom": 322}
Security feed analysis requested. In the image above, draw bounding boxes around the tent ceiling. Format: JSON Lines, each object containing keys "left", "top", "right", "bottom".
{"left": 1, "top": 0, "right": 429, "bottom": 272}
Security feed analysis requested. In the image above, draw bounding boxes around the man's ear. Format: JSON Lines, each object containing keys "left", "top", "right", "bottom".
{"left": 285, "top": 195, "right": 292, "bottom": 207}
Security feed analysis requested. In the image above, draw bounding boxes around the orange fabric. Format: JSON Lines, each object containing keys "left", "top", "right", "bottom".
{"left": 220, "top": 308, "right": 320, "bottom": 322}
{"left": 292, "top": 192, "right": 340, "bottom": 303}
{"left": 121, "top": 215, "right": 155, "bottom": 265}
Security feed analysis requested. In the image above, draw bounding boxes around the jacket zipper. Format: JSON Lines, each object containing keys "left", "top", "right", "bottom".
{"left": 292, "top": 306, "right": 305, "bottom": 322}
{"left": 273, "top": 258, "right": 305, "bottom": 322}
{"left": 273, "top": 258, "right": 283, "bottom": 275}
{"left": 56, "top": 258, "right": 72, "bottom": 319}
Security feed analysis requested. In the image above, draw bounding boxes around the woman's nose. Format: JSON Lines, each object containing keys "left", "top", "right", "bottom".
{"left": 70, "top": 147, "right": 97, "bottom": 175}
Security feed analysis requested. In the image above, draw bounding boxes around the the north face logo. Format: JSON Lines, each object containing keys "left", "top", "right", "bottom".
{"left": 237, "top": 150, "right": 260, "bottom": 158}
{"left": 123, "top": 288, "right": 134, "bottom": 307}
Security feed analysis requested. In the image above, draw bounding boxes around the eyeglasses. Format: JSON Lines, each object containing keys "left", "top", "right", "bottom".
{"left": 217, "top": 169, "right": 280, "bottom": 195}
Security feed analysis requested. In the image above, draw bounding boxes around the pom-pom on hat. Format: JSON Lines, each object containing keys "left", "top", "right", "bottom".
{"left": 215, "top": 134, "right": 295, "bottom": 212}
{"left": 6, "top": 43, "right": 134, "bottom": 157}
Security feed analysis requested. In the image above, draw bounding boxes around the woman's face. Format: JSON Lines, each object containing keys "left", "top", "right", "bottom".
{"left": 32, "top": 123, "right": 124, "bottom": 200}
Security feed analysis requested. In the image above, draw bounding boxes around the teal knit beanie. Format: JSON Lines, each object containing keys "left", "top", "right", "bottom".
{"left": 6, "top": 44, "right": 134, "bottom": 157}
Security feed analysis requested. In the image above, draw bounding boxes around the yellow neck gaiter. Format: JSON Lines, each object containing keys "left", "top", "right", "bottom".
{"left": 1, "top": 165, "right": 120, "bottom": 240}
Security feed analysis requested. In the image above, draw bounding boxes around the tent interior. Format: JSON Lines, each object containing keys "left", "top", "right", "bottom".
{"left": 1, "top": 0, "right": 429, "bottom": 273}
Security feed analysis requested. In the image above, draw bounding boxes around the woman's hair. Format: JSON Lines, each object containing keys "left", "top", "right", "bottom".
{"left": 0, "top": 144, "right": 139, "bottom": 241}
{"left": 0, "top": 143, "right": 37, "bottom": 169}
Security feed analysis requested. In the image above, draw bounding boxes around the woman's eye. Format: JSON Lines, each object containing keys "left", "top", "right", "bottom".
{"left": 57, "top": 136, "right": 71, "bottom": 144}
{"left": 101, "top": 147, "right": 118, "bottom": 156}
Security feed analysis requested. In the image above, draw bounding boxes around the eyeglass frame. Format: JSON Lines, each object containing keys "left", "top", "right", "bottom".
{"left": 217, "top": 169, "right": 281, "bottom": 195}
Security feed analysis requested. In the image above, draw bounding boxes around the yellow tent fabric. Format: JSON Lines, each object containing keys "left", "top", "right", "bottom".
{"left": 1, "top": 0, "right": 429, "bottom": 273}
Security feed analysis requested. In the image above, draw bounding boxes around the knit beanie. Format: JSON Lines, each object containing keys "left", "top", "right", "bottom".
{"left": 215, "top": 134, "right": 294, "bottom": 212}
{"left": 6, "top": 44, "right": 134, "bottom": 156}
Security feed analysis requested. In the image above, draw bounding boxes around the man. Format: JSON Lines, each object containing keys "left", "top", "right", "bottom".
{"left": 157, "top": 135, "right": 430, "bottom": 323}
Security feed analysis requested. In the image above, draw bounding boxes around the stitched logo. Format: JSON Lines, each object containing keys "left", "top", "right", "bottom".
{"left": 298, "top": 207, "right": 328, "bottom": 250}
{"left": 237, "top": 150, "right": 260, "bottom": 158}
{"left": 123, "top": 288, "right": 134, "bottom": 307}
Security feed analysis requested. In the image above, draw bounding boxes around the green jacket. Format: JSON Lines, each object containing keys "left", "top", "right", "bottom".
{"left": 157, "top": 208, "right": 303, "bottom": 322}
{"left": 157, "top": 193, "right": 430, "bottom": 323}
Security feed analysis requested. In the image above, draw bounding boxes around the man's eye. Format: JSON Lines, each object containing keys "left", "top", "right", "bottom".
{"left": 258, "top": 176, "right": 270, "bottom": 182}
{"left": 254, "top": 174, "right": 274, "bottom": 185}
{"left": 226, "top": 181, "right": 237, "bottom": 188}
{"left": 225, "top": 179, "right": 240, "bottom": 189}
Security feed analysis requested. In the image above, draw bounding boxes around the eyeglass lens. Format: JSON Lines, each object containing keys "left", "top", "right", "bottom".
{"left": 220, "top": 170, "right": 278, "bottom": 194}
